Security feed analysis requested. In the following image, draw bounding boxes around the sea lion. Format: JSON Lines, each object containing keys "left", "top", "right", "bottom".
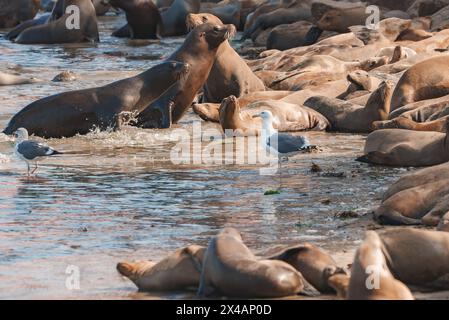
{"left": 304, "top": 81, "right": 394, "bottom": 133}
{"left": 160, "top": 0, "right": 200, "bottom": 36}
{"left": 373, "top": 116, "right": 449, "bottom": 133}
{"left": 0, "top": 0, "right": 40, "bottom": 28}
{"left": 193, "top": 90, "right": 293, "bottom": 122}
{"left": 312, "top": 0, "right": 369, "bottom": 33}
{"left": 242, "top": 1, "right": 312, "bottom": 41}
{"left": 219, "top": 95, "right": 330, "bottom": 136}
{"left": 200, "top": 0, "right": 241, "bottom": 28}
{"left": 266, "top": 21, "right": 323, "bottom": 51}
{"left": 374, "top": 161, "right": 449, "bottom": 225}
{"left": 198, "top": 228, "right": 304, "bottom": 298}
{"left": 391, "top": 56, "right": 449, "bottom": 111}
{"left": 5, "top": 14, "right": 52, "bottom": 41}
{"left": 336, "top": 70, "right": 384, "bottom": 101}
{"left": 357, "top": 121, "right": 449, "bottom": 167}
{"left": 107, "top": 0, "right": 161, "bottom": 39}
{"left": 389, "top": 96, "right": 449, "bottom": 121}
{"left": 379, "top": 228, "right": 449, "bottom": 290}
{"left": 268, "top": 243, "right": 347, "bottom": 294}
{"left": 117, "top": 245, "right": 205, "bottom": 292}
{"left": 0, "top": 72, "right": 40, "bottom": 86}
{"left": 186, "top": 13, "right": 265, "bottom": 103}
{"left": 347, "top": 231, "right": 414, "bottom": 300}
{"left": 13, "top": 0, "right": 99, "bottom": 44}
{"left": 3, "top": 61, "right": 188, "bottom": 138}
{"left": 166, "top": 22, "right": 236, "bottom": 123}
{"left": 267, "top": 55, "right": 389, "bottom": 91}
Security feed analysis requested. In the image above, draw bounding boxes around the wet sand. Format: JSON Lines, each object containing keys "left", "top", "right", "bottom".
{"left": 0, "top": 14, "right": 448, "bottom": 300}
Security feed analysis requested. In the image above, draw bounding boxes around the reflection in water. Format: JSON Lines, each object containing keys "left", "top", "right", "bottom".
{"left": 0, "top": 15, "right": 410, "bottom": 299}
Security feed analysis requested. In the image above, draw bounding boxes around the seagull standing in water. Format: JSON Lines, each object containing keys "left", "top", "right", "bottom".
{"left": 258, "top": 110, "right": 313, "bottom": 155}
{"left": 14, "top": 128, "right": 62, "bottom": 176}
{"left": 256, "top": 110, "right": 315, "bottom": 191}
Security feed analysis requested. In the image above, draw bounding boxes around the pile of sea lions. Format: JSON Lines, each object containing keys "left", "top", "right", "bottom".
{"left": 3, "top": 0, "right": 449, "bottom": 299}
{"left": 117, "top": 227, "right": 449, "bottom": 300}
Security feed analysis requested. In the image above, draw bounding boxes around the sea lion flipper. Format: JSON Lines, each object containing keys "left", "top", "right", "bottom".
{"left": 375, "top": 207, "right": 422, "bottom": 226}
{"left": 356, "top": 151, "right": 391, "bottom": 164}
{"left": 298, "top": 278, "right": 321, "bottom": 297}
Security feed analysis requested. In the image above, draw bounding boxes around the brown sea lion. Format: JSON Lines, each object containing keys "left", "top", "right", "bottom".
{"left": 390, "top": 56, "right": 449, "bottom": 111}
{"left": 374, "top": 161, "right": 449, "bottom": 225}
{"left": 267, "top": 55, "right": 389, "bottom": 91}
{"left": 266, "top": 21, "right": 322, "bottom": 51}
{"left": 14, "top": 0, "right": 99, "bottom": 44}
{"left": 219, "top": 95, "right": 330, "bottom": 136}
{"left": 268, "top": 243, "right": 347, "bottom": 294}
{"left": 193, "top": 90, "right": 292, "bottom": 122}
{"left": 160, "top": 0, "right": 200, "bottom": 36}
{"left": 389, "top": 96, "right": 449, "bottom": 121}
{"left": 348, "top": 231, "right": 414, "bottom": 300}
{"left": 373, "top": 116, "right": 449, "bottom": 133}
{"left": 313, "top": 1, "right": 369, "bottom": 33}
{"left": 106, "top": 0, "right": 161, "bottom": 39}
{"left": 0, "top": 0, "right": 40, "bottom": 28}
{"left": 3, "top": 61, "right": 189, "bottom": 138}
{"left": 198, "top": 228, "right": 304, "bottom": 298}
{"left": 5, "top": 14, "right": 52, "bottom": 41}
{"left": 117, "top": 245, "right": 205, "bottom": 292}
{"left": 357, "top": 121, "right": 449, "bottom": 167}
{"left": 242, "top": 1, "right": 312, "bottom": 41}
{"left": 379, "top": 228, "right": 449, "bottom": 290}
{"left": 186, "top": 13, "right": 265, "bottom": 103}
{"left": 166, "top": 22, "right": 236, "bottom": 123}
{"left": 200, "top": 0, "right": 241, "bottom": 28}
{"left": 304, "top": 81, "right": 394, "bottom": 133}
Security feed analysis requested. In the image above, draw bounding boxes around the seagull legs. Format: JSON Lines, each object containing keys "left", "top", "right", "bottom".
{"left": 31, "top": 162, "right": 38, "bottom": 175}
{"left": 26, "top": 162, "right": 30, "bottom": 177}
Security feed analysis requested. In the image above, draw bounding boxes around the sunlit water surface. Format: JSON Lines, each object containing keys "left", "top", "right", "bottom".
{"left": 0, "top": 14, "right": 410, "bottom": 299}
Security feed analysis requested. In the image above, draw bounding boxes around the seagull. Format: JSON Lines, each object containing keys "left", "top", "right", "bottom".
{"left": 13, "top": 128, "right": 62, "bottom": 176}
{"left": 257, "top": 110, "right": 314, "bottom": 155}
{"left": 255, "top": 110, "right": 316, "bottom": 191}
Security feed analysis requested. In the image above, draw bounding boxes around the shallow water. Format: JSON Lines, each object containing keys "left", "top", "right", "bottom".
{"left": 0, "top": 15, "right": 412, "bottom": 299}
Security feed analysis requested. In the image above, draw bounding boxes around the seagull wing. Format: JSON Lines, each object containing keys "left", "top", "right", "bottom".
{"left": 17, "top": 141, "right": 58, "bottom": 160}
{"left": 268, "top": 133, "right": 310, "bottom": 154}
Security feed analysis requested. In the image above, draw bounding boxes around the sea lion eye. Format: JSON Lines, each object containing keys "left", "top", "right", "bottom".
{"left": 202, "top": 16, "right": 208, "bottom": 22}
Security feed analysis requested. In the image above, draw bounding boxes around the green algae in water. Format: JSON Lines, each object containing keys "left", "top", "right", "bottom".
{"left": 264, "top": 190, "right": 281, "bottom": 195}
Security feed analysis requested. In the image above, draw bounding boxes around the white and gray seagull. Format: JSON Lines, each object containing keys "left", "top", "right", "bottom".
{"left": 255, "top": 110, "right": 316, "bottom": 191}
{"left": 257, "top": 110, "right": 313, "bottom": 155}
{"left": 14, "top": 128, "right": 62, "bottom": 176}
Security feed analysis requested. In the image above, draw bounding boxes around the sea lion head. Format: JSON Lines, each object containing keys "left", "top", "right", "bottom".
{"left": 190, "top": 23, "right": 236, "bottom": 50}
{"left": 220, "top": 95, "right": 240, "bottom": 113}
{"left": 347, "top": 70, "right": 372, "bottom": 91}
{"left": 219, "top": 95, "right": 240, "bottom": 126}
{"left": 186, "top": 13, "right": 223, "bottom": 31}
